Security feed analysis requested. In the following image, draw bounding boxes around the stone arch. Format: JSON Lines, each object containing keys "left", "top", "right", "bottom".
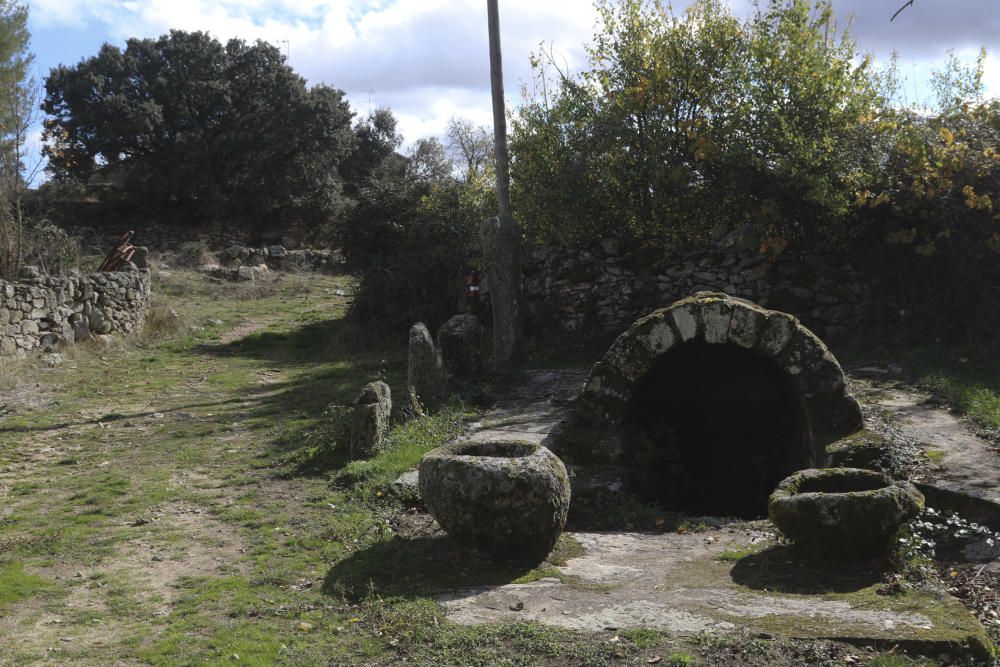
{"left": 567, "top": 292, "right": 863, "bottom": 515}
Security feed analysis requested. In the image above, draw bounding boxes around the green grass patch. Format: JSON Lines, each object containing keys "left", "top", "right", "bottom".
{"left": 664, "top": 651, "right": 697, "bottom": 666}
{"left": 923, "top": 448, "right": 946, "bottom": 464}
{"left": 717, "top": 542, "right": 768, "bottom": 562}
{"left": 0, "top": 561, "right": 51, "bottom": 605}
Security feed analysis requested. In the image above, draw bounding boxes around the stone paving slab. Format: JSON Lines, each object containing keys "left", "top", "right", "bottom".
{"left": 874, "top": 389, "right": 1000, "bottom": 510}
{"left": 463, "top": 369, "right": 587, "bottom": 446}
{"left": 438, "top": 529, "right": 990, "bottom": 657}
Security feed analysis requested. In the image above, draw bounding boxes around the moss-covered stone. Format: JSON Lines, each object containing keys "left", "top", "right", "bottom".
{"left": 419, "top": 439, "right": 572, "bottom": 560}
{"left": 768, "top": 468, "right": 924, "bottom": 559}
{"left": 826, "top": 430, "right": 892, "bottom": 470}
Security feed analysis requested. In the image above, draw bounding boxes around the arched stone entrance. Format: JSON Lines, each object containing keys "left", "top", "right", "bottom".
{"left": 566, "top": 292, "right": 863, "bottom": 517}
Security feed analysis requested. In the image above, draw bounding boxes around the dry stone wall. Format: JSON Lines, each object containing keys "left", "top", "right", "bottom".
{"left": 58, "top": 219, "right": 313, "bottom": 254}
{"left": 522, "top": 233, "right": 886, "bottom": 345}
{"left": 0, "top": 268, "right": 150, "bottom": 357}
{"left": 213, "top": 245, "right": 345, "bottom": 274}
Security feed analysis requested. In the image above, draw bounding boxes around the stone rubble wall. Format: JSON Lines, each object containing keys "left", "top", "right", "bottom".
{"left": 214, "top": 245, "right": 346, "bottom": 275}
{"left": 58, "top": 218, "right": 310, "bottom": 253}
{"left": 0, "top": 268, "right": 151, "bottom": 357}
{"left": 522, "top": 235, "right": 887, "bottom": 345}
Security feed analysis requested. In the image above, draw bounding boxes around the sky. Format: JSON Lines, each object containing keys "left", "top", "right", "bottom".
{"left": 24, "top": 0, "right": 1000, "bottom": 155}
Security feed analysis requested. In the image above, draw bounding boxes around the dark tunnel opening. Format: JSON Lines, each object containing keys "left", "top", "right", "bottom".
{"left": 624, "top": 340, "right": 812, "bottom": 518}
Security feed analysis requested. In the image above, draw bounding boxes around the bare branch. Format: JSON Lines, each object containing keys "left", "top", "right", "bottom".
{"left": 891, "top": 0, "right": 914, "bottom": 22}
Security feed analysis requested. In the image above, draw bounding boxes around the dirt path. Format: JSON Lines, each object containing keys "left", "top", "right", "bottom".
{"left": 0, "top": 271, "right": 363, "bottom": 664}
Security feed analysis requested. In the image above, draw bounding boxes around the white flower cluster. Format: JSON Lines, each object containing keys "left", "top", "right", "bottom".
{"left": 901, "top": 507, "right": 1000, "bottom": 559}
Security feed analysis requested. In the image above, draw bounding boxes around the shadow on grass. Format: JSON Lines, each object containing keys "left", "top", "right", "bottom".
{"left": 197, "top": 317, "right": 408, "bottom": 466}
{"left": 0, "top": 397, "right": 248, "bottom": 434}
{"left": 730, "top": 544, "right": 885, "bottom": 594}
{"left": 197, "top": 315, "right": 403, "bottom": 367}
{"left": 323, "top": 535, "right": 542, "bottom": 601}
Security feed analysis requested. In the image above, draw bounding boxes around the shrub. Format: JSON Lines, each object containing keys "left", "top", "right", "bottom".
{"left": 338, "top": 150, "right": 491, "bottom": 335}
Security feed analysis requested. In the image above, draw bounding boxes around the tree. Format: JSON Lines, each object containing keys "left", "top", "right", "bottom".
{"left": 339, "top": 107, "right": 402, "bottom": 195}
{"left": 0, "top": 0, "right": 38, "bottom": 279}
{"left": 510, "top": 0, "right": 886, "bottom": 247}
{"left": 407, "top": 137, "right": 452, "bottom": 182}
{"left": 336, "top": 118, "right": 492, "bottom": 333}
{"left": 42, "top": 31, "right": 356, "bottom": 231}
{"left": 445, "top": 117, "right": 493, "bottom": 180}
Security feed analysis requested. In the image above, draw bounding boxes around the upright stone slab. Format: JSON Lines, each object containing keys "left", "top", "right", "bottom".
{"left": 407, "top": 322, "right": 445, "bottom": 411}
{"left": 438, "top": 314, "right": 483, "bottom": 382}
{"left": 132, "top": 246, "right": 149, "bottom": 269}
{"left": 480, "top": 215, "right": 522, "bottom": 370}
{"left": 350, "top": 381, "right": 392, "bottom": 459}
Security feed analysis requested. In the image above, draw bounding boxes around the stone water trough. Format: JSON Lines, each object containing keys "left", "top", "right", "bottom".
{"left": 565, "top": 291, "right": 864, "bottom": 518}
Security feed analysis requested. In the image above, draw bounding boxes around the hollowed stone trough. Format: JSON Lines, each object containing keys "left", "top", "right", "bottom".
{"left": 564, "top": 292, "right": 864, "bottom": 517}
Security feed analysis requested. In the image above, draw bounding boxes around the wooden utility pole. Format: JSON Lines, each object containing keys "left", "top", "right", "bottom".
{"left": 487, "top": 0, "right": 512, "bottom": 219}
{"left": 481, "top": 0, "right": 522, "bottom": 370}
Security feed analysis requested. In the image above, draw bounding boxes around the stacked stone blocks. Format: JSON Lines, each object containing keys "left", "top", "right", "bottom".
{"left": 0, "top": 268, "right": 151, "bottom": 357}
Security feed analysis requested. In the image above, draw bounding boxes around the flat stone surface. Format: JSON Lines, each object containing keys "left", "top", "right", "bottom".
{"left": 873, "top": 388, "right": 1000, "bottom": 509}
{"left": 465, "top": 369, "right": 587, "bottom": 446}
{"left": 438, "top": 528, "right": 984, "bottom": 650}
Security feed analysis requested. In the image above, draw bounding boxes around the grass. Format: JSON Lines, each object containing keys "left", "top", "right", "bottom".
{"left": 0, "top": 561, "right": 51, "bottom": 605}
{"left": 716, "top": 542, "right": 768, "bottom": 562}
{"left": 0, "top": 268, "right": 971, "bottom": 666}
{"left": 922, "top": 372, "right": 1000, "bottom": 432}
{"left": 844, "top": 344, "right": 1000, "bottom": 434}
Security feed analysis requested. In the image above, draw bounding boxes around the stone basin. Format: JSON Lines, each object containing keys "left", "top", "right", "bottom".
{"left": 419, "top": 439, "right": 571, "bottom": 561}
{"left": 768, "top": 467, "right": 924, "bottom": 559}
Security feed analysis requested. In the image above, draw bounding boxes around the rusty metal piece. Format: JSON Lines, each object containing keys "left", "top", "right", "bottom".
{"left": 98, "top": 230, "right": 136, "bottom": 272}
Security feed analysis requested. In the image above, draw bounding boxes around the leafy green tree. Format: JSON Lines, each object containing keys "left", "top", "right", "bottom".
{"left": 857, "top": 52, "right": 1000, "bottom": 343}
{"left": 0, "top": 0, "right": 30, "bottom": 181}
{"left": 339, "top": 107, "right": 403, "bottom": 197}
{"left": 42, "top": 31, "right": 356, "bottom": 230}
{"left": 510, "top": 0, "right": 886, "bottom": 247}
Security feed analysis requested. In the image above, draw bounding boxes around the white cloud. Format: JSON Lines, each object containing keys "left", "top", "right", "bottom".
{"left": 31, "top": 0, "right": 597, "bottom": 143}
{"left": 28, "top": 0, "right": 1000, "bottom": 146}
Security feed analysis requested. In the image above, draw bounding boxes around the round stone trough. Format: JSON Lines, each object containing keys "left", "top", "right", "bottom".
{"left": 768, "top": 467, "right": 924, "bottom": 559}
{"left": 419, "top": 439, "right": 571, "bottom": 560}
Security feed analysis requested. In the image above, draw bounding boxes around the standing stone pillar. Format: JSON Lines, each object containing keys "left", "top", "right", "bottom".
{"left": 407, "top": 322, "right": 445, "bottom": 411}
{"left": 480, "top": 215, "right": 522, "bottom": 370}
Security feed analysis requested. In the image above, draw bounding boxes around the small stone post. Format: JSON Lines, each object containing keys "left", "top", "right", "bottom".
{"left": 350, "top": 381, "right": 392, "bottom": 459}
